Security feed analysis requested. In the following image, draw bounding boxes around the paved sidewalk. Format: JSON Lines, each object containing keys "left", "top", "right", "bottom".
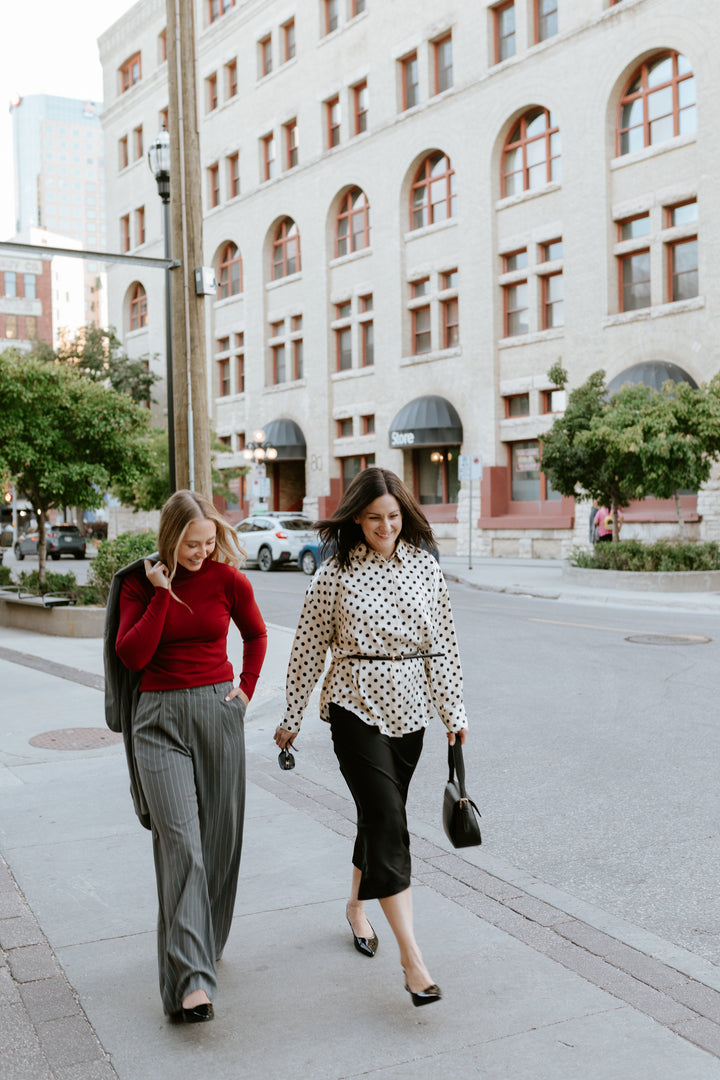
{"left": 1, "top": 604, "right": 720, "bottom": 1078}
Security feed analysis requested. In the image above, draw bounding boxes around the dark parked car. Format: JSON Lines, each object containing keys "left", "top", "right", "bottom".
{"left": 14, "top": 524, "right": 86, "bottom": 561}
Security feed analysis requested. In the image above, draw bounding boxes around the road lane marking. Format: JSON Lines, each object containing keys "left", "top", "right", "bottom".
{"left": 529, "top": 618, "right": 709, "bottom": 641}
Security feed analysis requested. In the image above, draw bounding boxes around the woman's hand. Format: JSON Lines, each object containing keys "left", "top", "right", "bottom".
{"left": 145, "top": 559, "right": 170, "bottom": 590}
{"left": 274, "top": 725, "right": 297, "bottom": 750}
{"left": 447, "top": 728, "right": 467, "bottom": 746}
{"left": 225, "top": 687, "right": 249, "bottom": 706}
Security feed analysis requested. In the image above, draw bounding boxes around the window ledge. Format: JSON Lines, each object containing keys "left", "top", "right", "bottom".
{"left": 498, "top": 328, "right": 564, "bottom": 348}
{"left": 603, "top": 295, "right": 704, "bottom": 328}
{"left": 331, "top": 367, "right": 374, "bottom": 381}
{"left": 214, "top": 392, "right": 245, "bottom": 405}
{"left": 400, "top": 346, "right": 462, "bottom": 366}
{"left": 611, "top": 132, "right": 697, "bottom": 171}
{"left": 404, "top": 217, "right": 458, "bottom": 243}
{"left": 478, "top": 511, "right": 574, "bottom": 530}
{"left": 496, "top": 182, "right": 561, "bottom": 212}
{"left": 329, "top": 248, "right": 373, "bottom": 269}
{"left": 262, "top": 378, "right": 306, "bottom": 394}
{"left": 126, "top": 328, "right": 149, "bottom": 340}
{"left": 213, "top": 293, "right": 244, "bottom": 309}
{"left": 266, "top": 272, "right": 302, "bottom": 290}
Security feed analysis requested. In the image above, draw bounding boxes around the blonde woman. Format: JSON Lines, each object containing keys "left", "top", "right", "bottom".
{"left": 115, "top": 490, "right": 267, "bottom": 1023}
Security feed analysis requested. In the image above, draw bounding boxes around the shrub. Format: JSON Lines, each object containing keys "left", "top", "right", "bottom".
{"left": 0, "top": 565, "right": 12, "bottom": 586}
{"left": 571, "top": 540, "right": 720, "bottom": 572}
{"left": 18, "top": 569, "right": 81, "bottom": 599}
{"left": 89, "top": 531, "right": 158, "bottom": 606}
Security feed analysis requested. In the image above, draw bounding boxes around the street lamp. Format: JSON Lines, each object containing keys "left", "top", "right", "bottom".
{"left": 148, "top": 126, "right": 176, "bottom": 493}
{"left": 242, "top": 429, "right": 278, "bottom": 463}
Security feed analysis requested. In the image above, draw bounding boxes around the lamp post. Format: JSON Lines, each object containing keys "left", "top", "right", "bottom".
{"left": 148, "top": 126, "right": 176, "bottom": 493}
{"left": 243, "top": 429, "right": 278, "bottom": 511}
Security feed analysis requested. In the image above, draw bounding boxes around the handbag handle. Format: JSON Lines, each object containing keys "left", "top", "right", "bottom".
{"left": 447, "top": 740, "right": 469, "bottom": 799}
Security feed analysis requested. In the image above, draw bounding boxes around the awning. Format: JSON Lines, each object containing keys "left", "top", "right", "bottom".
{"left": 388, "top": 395, "right": 463, "bottom": 449}
{"left": 606, "top": 361, "right": 698, "bottom": 394}
{"left": 262, "top": 418, "right": 307, "bottom": 460}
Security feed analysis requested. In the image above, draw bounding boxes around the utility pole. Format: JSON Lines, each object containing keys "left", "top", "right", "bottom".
{"left": 166, "top": 0, "right": 212, "bottom": 494}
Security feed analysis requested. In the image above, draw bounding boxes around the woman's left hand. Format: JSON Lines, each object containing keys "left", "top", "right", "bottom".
{"left": 447, "top": 728, "right": 467, "bottom": 746}
{"left": 225, "top": 687, "right": 249, "bottom": 707}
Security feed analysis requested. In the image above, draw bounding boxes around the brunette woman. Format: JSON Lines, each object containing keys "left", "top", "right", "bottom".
{"left": 274, "top": 468, "right": 467, "bottom": 1006}
{"left": 115, "top": 490, "right": 267, "bottom": 1022}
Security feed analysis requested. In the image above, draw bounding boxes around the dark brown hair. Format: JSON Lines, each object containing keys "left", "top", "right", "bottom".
{"left": 316, "top": 467, "right": 435, "bottom": 568}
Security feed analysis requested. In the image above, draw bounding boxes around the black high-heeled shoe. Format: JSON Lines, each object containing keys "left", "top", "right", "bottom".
{"left": 171, "top": 1001, "right": 214, "bottom": 1023}
{"left": 346, "top": 913, "right": 378, "bottom": 957}
{"left": 404, "top": 980, "right": 442, "bottom": 1007}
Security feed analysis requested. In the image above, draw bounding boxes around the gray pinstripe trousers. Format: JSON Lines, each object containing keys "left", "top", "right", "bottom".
{"left": 133, "top": 681, "right": 246, "bottom": 1015}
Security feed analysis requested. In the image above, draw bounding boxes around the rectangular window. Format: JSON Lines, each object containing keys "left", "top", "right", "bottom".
{"left": 261, "top": 134, "right": 276, "bottom": 181}
{"left": 5, "top": 314, "right": 17, "bottom": 339}
{"left": 4, "top": 271, "right": 17, "bottom": 298}
{"left": 505, "top": 394, "right": 530, "bottom": 417}
{"left": 120, "top": 214, "right": 130, "bottom": 253}
{"left": 235, "top": 333, "right": 245, "bottom": 393}
{"left": 208, "top": 163, "right": 220, "bottom": 207}
{"left": 541, "top": 271, "right": 564, "bottom": 328}
{"left": 668, "top": 237, "right": 698, "bottom": 301}
{"left": 336, "top": 326, "right": 353, "bottom": 371}
{"left": 353, "top": 81, "right": 368, "bottom": 134}
{"left": 336, "top": 300, "right": 352, "bottom": 319}
{"left": 293, "top": 338, "right": 304, "bottom": 380}
{"left": 226, "top": 59, "right": 238, "bottom": 99}
{"left": 503, "top": 281, "right": 529, "bottom": 336}
{"left": 227, "top": 153, "right": 240, "bottom": 198}
{"left": 272, "top": 343, "right": 286, "bottom": 384}
{"left": 511, "top": 440, "right": 541, "bottom": 501}
{"left": 259, "top": 35, "right": 272, "bottom": 78}
{"left": 412, "top": 305, "right": 431, "bottom": 353}
{"left": 284, "top": 120, "right": 299, "bottom": 169}
{"left": 503, "top": 248, "right": 528, "bottom": 272}
{"left": 411, "top": 277, "right": 430, "bottom": 299}
{"left": 119, "top": 52, "right": 142, "bottom": 93}
{"left": 118, "top": 135, "right": 129, "bottom": 170}
{"left": 24, "top": 274, "right": 36, "bottom": 300}
{"left": 542, "top": 388, "right": 566, "bottom": 413}
{"left": 217, "top": 357, "right": 231, "bottom": 397}
{"left": 441, "top": 297, "right": 459, "bottom": 347}
{"left": 433, "top": 34, "right": 453, "bottom": 94}
{"left": 535, "top": 0, "right": 558, "bottom": 42}
{"left": 361, "top": 319, "right": 374, "bottom": 366}
{"left": 401, "top": 52, "right": 419, "bottom": 110}
{"left": 619, "top": 250, "right": 650, "bottom": 311}
{"left": 441, "top": 269, "right": 458, "bottom": 289}
{"left": 618, "top": 214, "right": 650, "bottom": 240}
{"left": 326, "top": 96, "right": 341, "bottom": 148}
{"left": 667, "top": 199, "right": 698, "bottom": 227}
{"left": 337, "top": 418, "right": 353, "bottom": 438}
{"left": 324, "top": 0, "right": 339, "bottom": 34}
{"left": 206, "top": 73, "right": 218, "bottom": 112}
{"left": 540, "top": 238, "right": 563, "bottom": 261}
{"left": 352, "top": 0, "right": 366, "bottom": 14}
{"left": 494, "top": 2, "right": 516, "bottom": 63}
{"left": 282, "top": 19, "right": 296, "bottom": 62}
{"left": 208, "top": 0, "right": 235, "bottom": 23}
{"left": 362, "top": 413, "right": 375, "bottom": 434}
{"left": 341, "top": 454, "right": 375, "bottom": 490}
{"left": 135, "top": 205, "right": 145, "bottom": 246}
{"left": 133, "top": 125, "right": 143, "bottom": 160}
{"left": 159, "top": 28, "right": 167, "bottom": 62}
{"left": 25, "top": 315, "right": 38, "bottom": 340}
{"left": 159, "top": 106, "right": 169, "bottom": 131}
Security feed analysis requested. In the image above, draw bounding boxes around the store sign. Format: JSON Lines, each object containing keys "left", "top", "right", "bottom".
{"left": 390, "top": 430, "right": 415, "bottom": 447}
{"left": 515, "top": 448, "right": 540, "bottom": 472}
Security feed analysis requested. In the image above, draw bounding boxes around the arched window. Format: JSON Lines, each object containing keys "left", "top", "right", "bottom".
{"left": 128, "top": 282, "right": 148, "bottom": 330}
{"left": 335, "top": 188, "right": 371, "bottom": 257}
{"left": 272, "top": 218, "right": 301, "bottom": 280}
{"left": 216, "top": 242, "right": 243, "bottom": 299}
{"left": 502, "top": 108, "right": 560, "bottom": 197}
{"left": 617, "top": 52, "right": 695, "bottom": 156}
{"left": 410, "top": 152, "right": 456, "bottom": 230}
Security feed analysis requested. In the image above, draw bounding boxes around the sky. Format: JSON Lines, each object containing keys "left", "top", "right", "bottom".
{"left": 0, "top": 0, "right": 137, "bottom": 240}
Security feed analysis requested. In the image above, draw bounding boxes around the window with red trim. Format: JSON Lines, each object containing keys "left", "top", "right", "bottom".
{"left": 668, "top": 237, "right": 698, "bottom": 302}
{"left": 534, "top": 0, "right": 558, "bottom": 43}
{"left": 272, "top": 218, "right": 301, "bottom": 280}
{"left": 353, "top": 81, "right": 368, "bottom": 135}
{"left": 284, "top": 120, "right": 298, "bottom": 169}
{"left": 159, "top": 29, "right": 167, "bottom": 62}
{"left": 337, "top": 418, "right": 353, "bottom": 437}
{"left": 362, "top": 413, "right": 375, "bottom": 434}
{"left": 216, "top": 242, "right": 242, "bottom": 298}
{"left": 324, "top": 0, "right": 339, "bottom": 34}
{"left": 282, "top": 19, "right": 296, "bottom": 61}
{"left": 226, "top": 60, "right": 238, "bottom": 99}
{"left": 258, "top": 35, "right": 272, "bottom": 78}
{"left": 129, "top": 283, "right": 147, "bottom": 330}
{"left": 541, "top": 271, "right": 563, "bottom": 328}
{"left": 619, "top": 250, "right": 650, "bottom": 311}
{"left": 335, "top": 187, "right": 371, "bottom": 257}
{"left": 351, "top": 0, "right": 366, "bottom": 15}
{"left": 433, "top": 34, "right": 453, "bottom": 94}
{"left": 227, "top": 153, "right": 240, "bottom": 198}
{"left": 118, "top": 136, "right": 128, "bottom": 171}
{"left": 208, "top": 163, "right": 220, "bottom": 208}
{"left": 119, "top": 52, "right": 141, "bottom": 93}
{"left": 133, "top": 125, "right": 143, "bottom": 160}
{"left": 206, "top": 73, "right": 218, "bottom": 112}
{"left": 159, "top": 106, "right": 169, "bottom": 131}
{"left": 341, "top": 455, "right": 376, "bottom": 490}
{"left": 502, "top": 108, "right": 561, "bottom": 196}
{"left": 120, "top": 214, "right": 130, "bottom": 253}
{"left": 503, "top": 281, "right": 529, "bottom": 336}
{"left": 400, "top": 52, "right": 419, "bottom": 110}
{"left": 410, "top": 152, "right": 456, "bottom": 229}
{"left": 326, "top": 96, "right": 341, "bottom": 148}
{"left": 441, "top": 297, "right": 459, "bottom": 347}
{"left": 261, "top": 133, "right": 276, "bottom": 181}
{"left": 336, "top": 326, "right": 352, "bottom": 371}
{"left": 617, "top": 52, "right": 695, "bottom": 156}
{"left": 235, "top": 334, "right": 245, "bottom": 393}
{"left": 135, "top": 206, "right": 145, "bottom": 246}
{"left": 217, "top": 356, "right": 231, "bottom": 397}
{"left": 493, "top": 2, "right": 515, "bottom": 64}
{"left": 208, "top": 0, "right": 235, "bottom": 25}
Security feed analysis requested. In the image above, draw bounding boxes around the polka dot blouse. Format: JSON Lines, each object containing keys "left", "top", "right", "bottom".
{"left": 282, "top": 540, "right": 468, "bottom": 738}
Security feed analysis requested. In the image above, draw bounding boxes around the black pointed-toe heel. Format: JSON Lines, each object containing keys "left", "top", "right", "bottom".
{"left": 172, "top": 1002, "right": 214, "bottom": 1023}
{"left": 346, "top": 915, "right": 378, "bottom": 957}
{"left": 404, "top": 981, "right": 442, "bottom": 1007}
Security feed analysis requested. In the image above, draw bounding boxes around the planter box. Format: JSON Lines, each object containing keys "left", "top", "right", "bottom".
{"left": 0, "top": 597, "right": 105, "bottom": 637}
{"left": 562, "top": 565, "right": 720, "bottom": 593}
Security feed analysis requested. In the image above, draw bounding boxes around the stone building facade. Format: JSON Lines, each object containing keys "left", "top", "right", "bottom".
{"left": 99, "top": 0, "right": 720, "bottom": 554}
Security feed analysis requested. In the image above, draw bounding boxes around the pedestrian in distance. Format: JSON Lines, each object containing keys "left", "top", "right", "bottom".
{"left": 594, "top": 504, "right": 622, "bottom": 543}
{"left": 114, "top": 490, "right": 267, "bottom": 1023}
{"left": 274, "top": 467, "right": 468, "bottom": 1007}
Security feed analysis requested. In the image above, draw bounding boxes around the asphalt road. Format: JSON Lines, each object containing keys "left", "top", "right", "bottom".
{"left": 246, "top": 569, "right": 720, "bottom": 970}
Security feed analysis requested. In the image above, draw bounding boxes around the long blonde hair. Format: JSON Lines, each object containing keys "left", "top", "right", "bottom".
{"left": 158, "top": 490, "right": 246, "bottom": 598}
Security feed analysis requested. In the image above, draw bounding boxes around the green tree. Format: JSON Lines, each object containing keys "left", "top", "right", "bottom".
{"left": 0, "top": 353, "right": 152, "bottom": 584}
{"left": 33, "top": 325, "right": 159, "bottom": 405}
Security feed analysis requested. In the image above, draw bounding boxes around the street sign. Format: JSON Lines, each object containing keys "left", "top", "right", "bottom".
{"left": 458, "top": 454, "right": 483, "bottom": 481}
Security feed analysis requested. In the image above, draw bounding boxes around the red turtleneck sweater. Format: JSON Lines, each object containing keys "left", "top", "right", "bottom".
{"left": 116, "top": 559, "right": 267, "bottom": 696}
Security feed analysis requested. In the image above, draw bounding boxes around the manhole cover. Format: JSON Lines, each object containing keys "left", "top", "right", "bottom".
{"left": 625, "top": 633, "right": 711, "bottom": 646}
{"left": 29, "top": 728, "right": 123, "bottom": 750}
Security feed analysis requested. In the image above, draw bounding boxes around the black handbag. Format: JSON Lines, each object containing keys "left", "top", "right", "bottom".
{"left": 442, "top": 741, "right": 482, "bottom": 848}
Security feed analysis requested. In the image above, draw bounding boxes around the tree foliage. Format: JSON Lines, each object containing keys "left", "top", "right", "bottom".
{"left": 0, "top": 352, "right": 152, "bottom": 583}
{"left": 33, "top": 325, "right": 159, "bottom": 405}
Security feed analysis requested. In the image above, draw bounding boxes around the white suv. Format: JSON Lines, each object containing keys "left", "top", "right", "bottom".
{"left": 235, "top": 514, "right": 317, "bottom": 572}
